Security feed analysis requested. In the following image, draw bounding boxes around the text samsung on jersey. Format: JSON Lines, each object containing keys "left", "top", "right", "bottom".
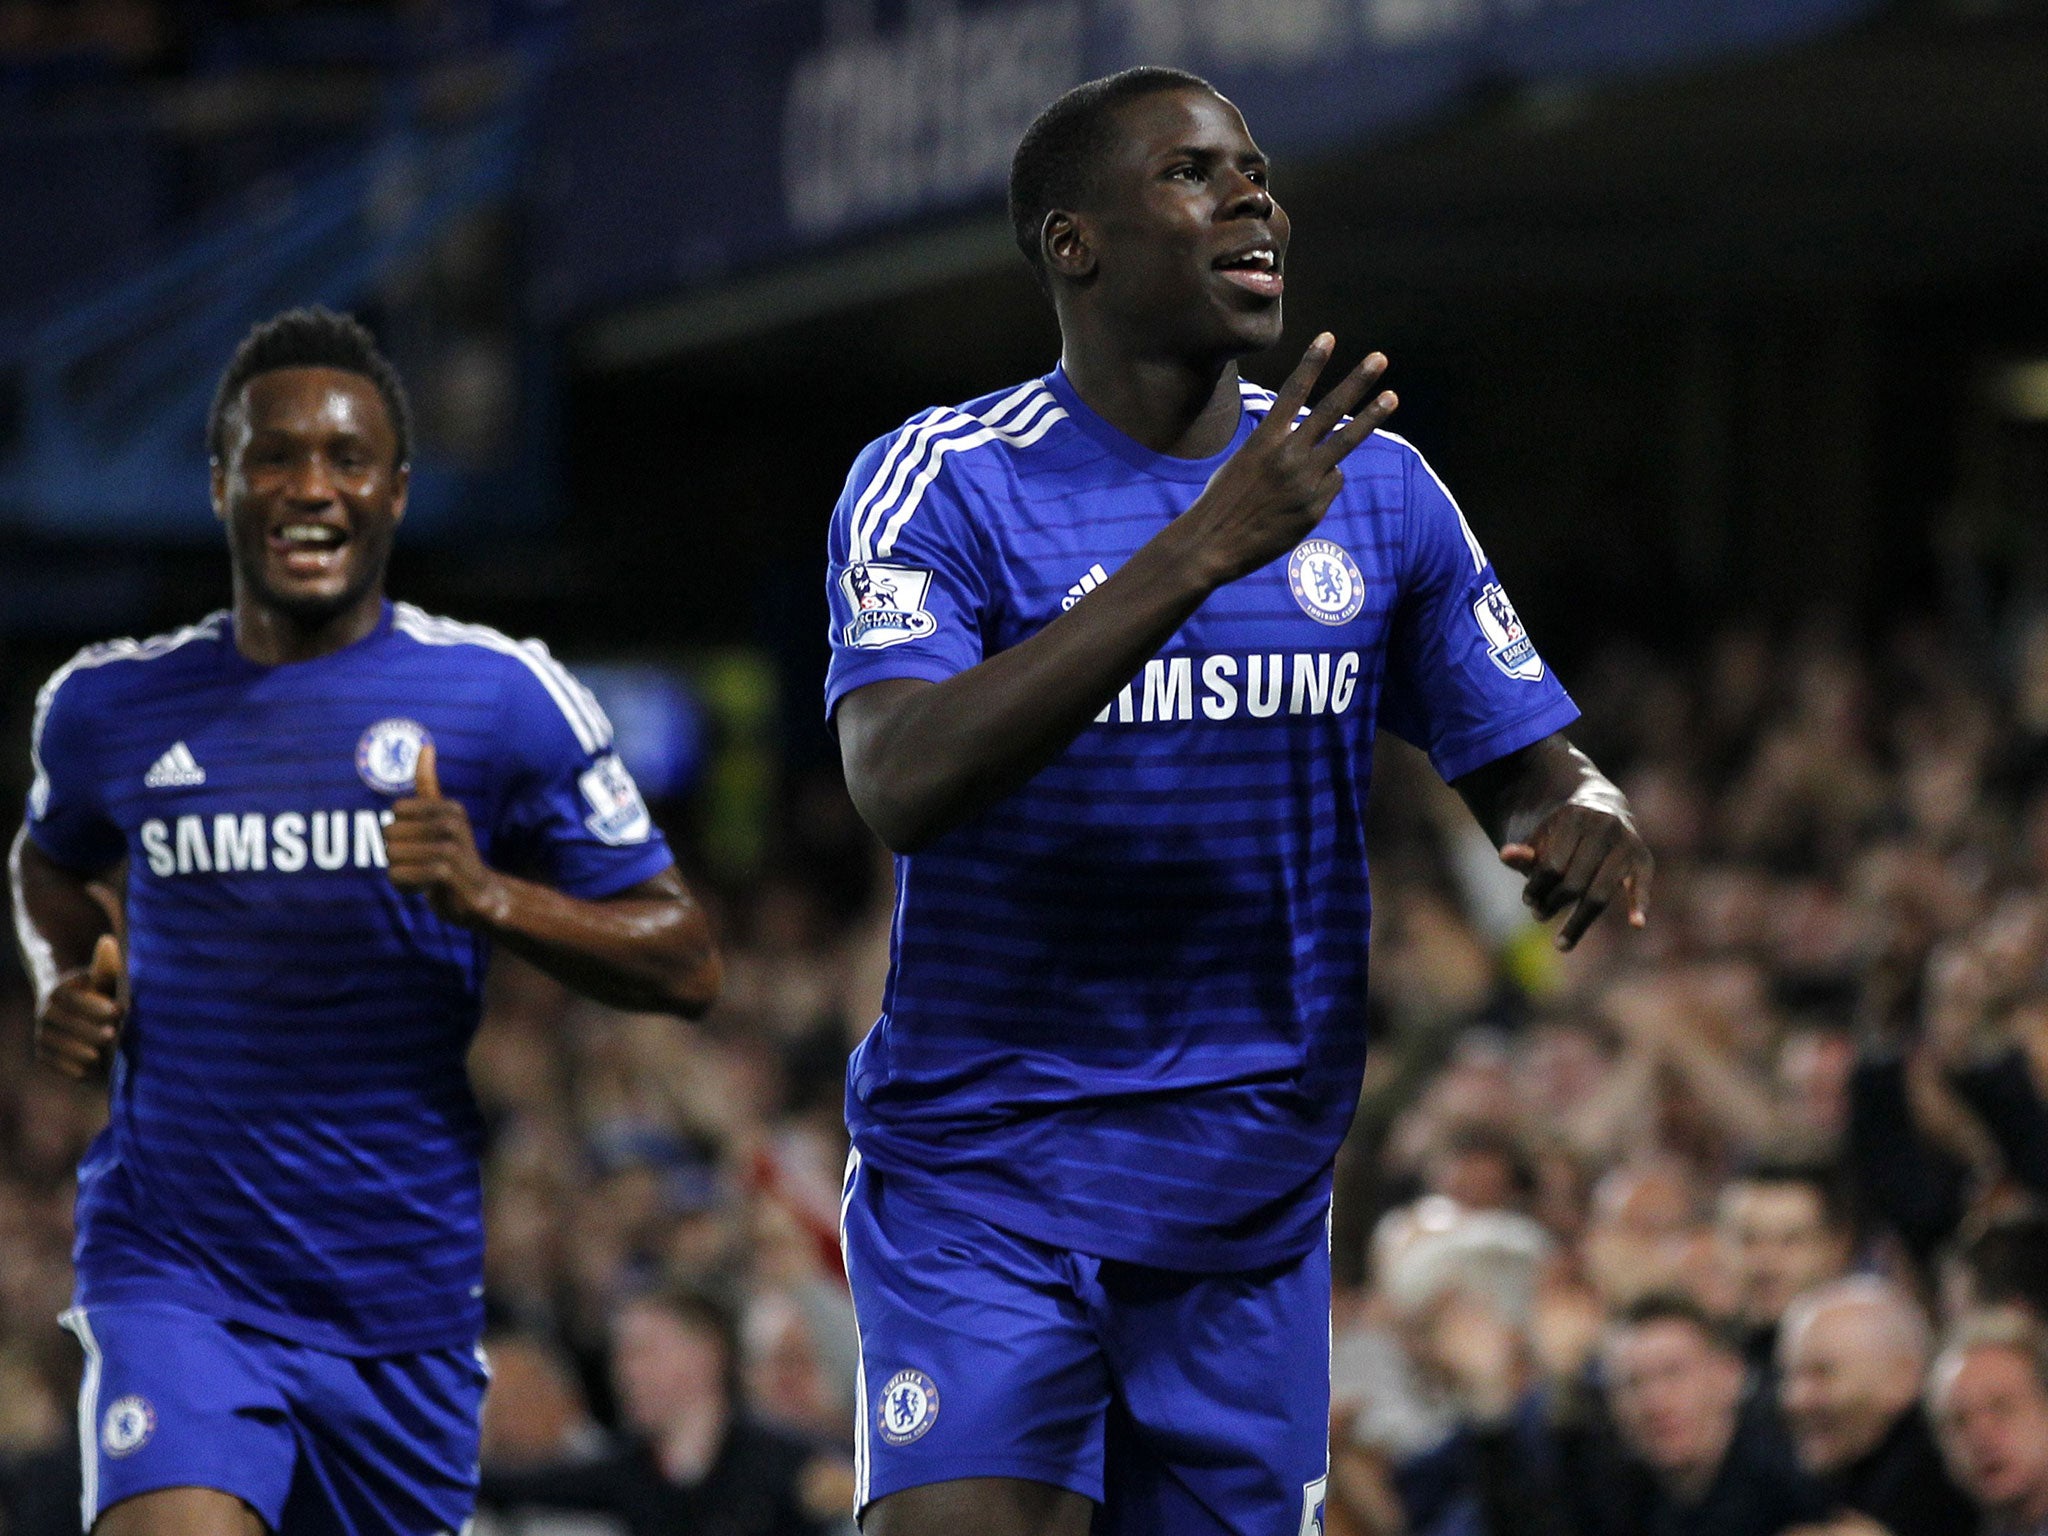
{"left": 140, "top": 810, "right": 396, "bottom": 877}
{"left": 1096, "top": 651, "right": 1365, "bottom": 725}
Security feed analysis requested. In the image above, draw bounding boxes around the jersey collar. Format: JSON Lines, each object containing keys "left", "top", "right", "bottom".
{"left": 1044, "top": 365, "right": 1256, "bottom": 484}
{"left": 225, "top": 598, "right": 396, "bottom": 672}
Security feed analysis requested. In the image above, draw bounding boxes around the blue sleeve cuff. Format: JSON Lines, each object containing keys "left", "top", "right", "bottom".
{"left": 1427, "top": 694, "right": 1582, "bottom": 783}
{"left": 824, "top": 653, "right": 972, "bottom": 720}
{"left": 23, "top": 816, "right": 124, "bottom": 877}
{"left": 549, "top": 840, "right": 678, "bottom": 901}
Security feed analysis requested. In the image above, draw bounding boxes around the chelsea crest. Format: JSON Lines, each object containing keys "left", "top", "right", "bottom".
{"left": 877, "top": 1368, "right": 940, "bottom": 1446}
{"left": 357, "top": 718, "right": 432, "bottom": 795}
{"left": 1288, "top": 539, "right": 1365, "bottom": 626}
{"left": 101, "top": 1395, "right": 155, "bottom": 1457}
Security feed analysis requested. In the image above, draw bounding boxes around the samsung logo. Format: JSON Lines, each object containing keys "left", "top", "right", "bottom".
{"left": 1094, "top": 651, "right": 1365, "bottom": 726}
{"left": 140, "top": 810, "right": 393, "bottom": 877}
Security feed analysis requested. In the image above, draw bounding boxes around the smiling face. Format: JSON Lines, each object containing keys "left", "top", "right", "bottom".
{"left": 1779, "top": 1299, "right": 1924, "bottom": 1475}
{"left": 212, "top": 366, "right": 407, "bottom": 627}
{"left": 1055, "top": 86, "right": 1289, "bottom": 359}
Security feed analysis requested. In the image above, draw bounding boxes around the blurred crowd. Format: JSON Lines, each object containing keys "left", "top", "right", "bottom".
{"left": 3, "top": 608, "right": 2048, "bottom": 1536}
{"left": 1328, "top": 609, "right": 2048, "bottom": 1536}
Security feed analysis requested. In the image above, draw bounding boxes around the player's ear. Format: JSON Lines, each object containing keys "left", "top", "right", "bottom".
{"left": 209, "top": 457, "right": 227, "bottom": 521}
{"left": 388, "top": 461, "right": 410, "bottom": 526}
{"left": 1042, "top": 210, "right": 1095, "bottom": 283}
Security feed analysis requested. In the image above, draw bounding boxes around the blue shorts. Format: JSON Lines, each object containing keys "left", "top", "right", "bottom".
{"left": 839, "top": 1152, "right": 1331, "bottom": 1536}
{"left": 59, "top": 1302, "right": 486, "bottom": 1535}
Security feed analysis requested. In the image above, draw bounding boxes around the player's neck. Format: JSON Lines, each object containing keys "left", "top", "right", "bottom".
{"left": 1058, "top": 342, "right": 1242, "bottom": 459}
{"left": 231, "top": 585, "right": 386, "bottom": 666}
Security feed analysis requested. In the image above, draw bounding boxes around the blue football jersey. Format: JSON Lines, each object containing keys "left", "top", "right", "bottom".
{"left": 824, "top": 367, "right": 1579, "bottom": 1272}
{"left": 25, "top": 601, "right": 674, "bottom": 1353}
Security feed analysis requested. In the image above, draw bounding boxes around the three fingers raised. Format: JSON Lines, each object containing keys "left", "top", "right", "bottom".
{"left": 1251, "top": 337, "right": 1397, "bottom": 473}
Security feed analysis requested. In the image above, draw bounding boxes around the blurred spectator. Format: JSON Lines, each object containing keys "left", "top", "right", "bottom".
{"left": 1330, "top": 1200, "right": 1466, "bottom": 1534}
{"left": 1395, "top": 1210, "right": 1561, "bottom": 1532}
{"left": 741, "top": 1280, "right": 858, "bottom": 1447}
{"left": 1771, "top": 1026, "right": 1856, "bottom": 1155}
{"left": 480, "top": 1278, "right": 848, "bottom": 1536}
{"left": 1582, "top": 1158, "right": 1716, "bottom": 1312}
{"left": 1332, "top": 1203, "right": 1568, "bottom": 1536}
{"left": 1600, "top": 1294, "right": 1829, "bottom": 1536}
{"left": 1717, "top": 1162, "right": 1855, "bottom": 1371}
{"left": 1930, "top": 1310, "right": 2048, "bottom": 1536}
{"left": 481, "top": 1331, "right": 606, "bottom": 1471}
{"left": 1941, "top": 1205, "right": 2048, "bottom": 1325}
{"left": 1777, "top": 1278, "right": 1974, "bottom": 1536}
{"left": 1424, "top": 1123, "right": 1538, "bottom": 1215}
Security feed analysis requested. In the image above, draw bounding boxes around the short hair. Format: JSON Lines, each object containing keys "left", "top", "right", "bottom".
{"left": 1609, "top": 1291, "right": 1741, "bottom": 1356}
{"left": 1722, "top": 1158, "right": 1856, "bottom": 1235}
{"left": 1435, "top": 1122, "right": 1539, "bottom": 1199}
{"left": 208, "top": 306, "right": 412, "bottom": 467}
{"left": 1952, "top": 1206, "right": 2048, "bottom": 1319}
{"left": 1008, "top": 66, "right": 1218, "bottom": 284}
{"left": 620, "top": 1272, "right": 742, "bottom": 1393}
{"left": 1932, "top": 1308, "right": 2048, "bottom": 1408}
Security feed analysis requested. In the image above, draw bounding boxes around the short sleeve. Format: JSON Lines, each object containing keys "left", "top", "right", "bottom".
{"left": 24, "top": 658, "right": 126, "bottom": 874}
{"left": 1378, "top": 443, "right": 1580, "bottom": 782}
{"left": 824, "top": 415, "right": 993, "bottom": 719}
{"left": 490, "top": 649, "right": 676, "bottom": 899}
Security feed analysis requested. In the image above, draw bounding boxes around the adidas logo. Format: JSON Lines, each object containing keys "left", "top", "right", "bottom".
{"left": 1063, "top": 562, "right": 1110, "bottom": 611}
{"left": 144, "top": 742, "right": 206, "bottom": 789}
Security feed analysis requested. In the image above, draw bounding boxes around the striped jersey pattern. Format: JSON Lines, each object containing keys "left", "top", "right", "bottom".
{"left": 25, "top": 602, "right": 673, "bottom": 1353}
{"left": 825, "top": 365, "right": 1578, "bottom": 1271}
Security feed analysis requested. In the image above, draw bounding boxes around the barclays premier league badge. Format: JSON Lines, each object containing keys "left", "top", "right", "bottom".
{"left": 1287, "top": 539, "right": 1365, "bottom": 626}
{"left": 356, "top": 718, "right": 431, "bottom": 794}
{"left": 578, "top": 753, "right": 652, "bottom": 845}
{"left": 840, "top": 562, "right": 937, "bottom": 651}
{"left": 1473, "top": 582, "right": 1544, "bottom": 680}
{"left": 877, "top": 1368, "right": 940, "bottom": 1446}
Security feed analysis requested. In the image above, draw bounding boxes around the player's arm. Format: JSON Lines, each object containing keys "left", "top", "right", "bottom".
{"left": 9, "top": 827, "right": 125, "bottom": 1079}
{"left": 1451, "top": 731, "right": 1652, "bottom": 951}
{"left": 383, "top": 745, "right": 719, "bottom": 1017}
{"left": 839, "top": 335, "right": 1397, "bottom": 852}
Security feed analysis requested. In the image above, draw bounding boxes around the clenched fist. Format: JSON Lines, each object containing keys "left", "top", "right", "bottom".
{"left": 37, "top": 932, "right": 123, "bottom": 1080}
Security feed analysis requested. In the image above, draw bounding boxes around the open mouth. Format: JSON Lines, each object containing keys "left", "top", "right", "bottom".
{"left": 1214, "top": 245, "right": 1283, "bottom": 298}
{"left": 269, "top": 520, "right": 350, "bottom": 578}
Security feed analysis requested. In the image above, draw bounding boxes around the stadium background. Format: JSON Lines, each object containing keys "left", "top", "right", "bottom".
{"left": 3, "top": 1, "right": 2048, "bottom": 1532}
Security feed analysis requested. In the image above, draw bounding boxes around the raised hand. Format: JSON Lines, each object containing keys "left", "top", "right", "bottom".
{"left": 386, "top": 741, "right": 505, "bottom": 927}
{"left": 37, "top": 931, "right": 124, "bottom": 1080}
{"left": 1176, "top": 334, "right": 1397, "bottom": 587}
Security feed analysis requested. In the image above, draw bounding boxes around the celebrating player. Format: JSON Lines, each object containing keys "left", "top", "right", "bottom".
{"left": 9, "top": 308, "right": 721, "bottom": 1536}
{"left": 824, "top": 69, "right": 1653, "bottom": 1534}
